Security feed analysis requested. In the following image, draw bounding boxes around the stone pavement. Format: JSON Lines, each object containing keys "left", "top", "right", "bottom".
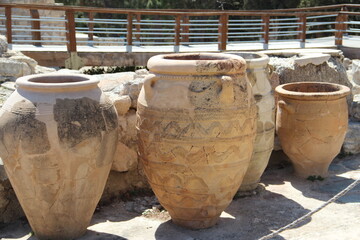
{"left": 0, "top": 153, "right": 359, "bottom": 240}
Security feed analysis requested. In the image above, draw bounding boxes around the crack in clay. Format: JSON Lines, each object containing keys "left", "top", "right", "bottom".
{"left": 305, "top": 126, "right": 327, "bottom": 144}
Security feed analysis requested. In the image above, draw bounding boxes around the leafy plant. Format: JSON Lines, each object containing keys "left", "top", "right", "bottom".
{"left": 306, "top": 175, "right": 325, "bottom": 182}
{"left": 83, "top": 66, "right": 147, "bottom": 75}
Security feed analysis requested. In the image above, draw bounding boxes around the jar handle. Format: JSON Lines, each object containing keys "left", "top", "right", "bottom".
{"left": 219, "top": 76, "right": 235, "bottom": 104}
{"left": 266, "top": 64, "right": 274, "bottom": 80}
{"left": 143, "top": 74, "right": 158, "bottom": 101}
{"left": 278, "top": 100, "right": 295, "bottom": 114}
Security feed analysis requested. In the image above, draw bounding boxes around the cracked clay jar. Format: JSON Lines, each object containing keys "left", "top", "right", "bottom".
{"left": 0, "top": 74, "right": 118, "bottom": 240}
{"left": 137, "top": 53, "right": 257, "bottom": 229}
{"left": 276, "top": 82, "right": 350, "bottom": 178}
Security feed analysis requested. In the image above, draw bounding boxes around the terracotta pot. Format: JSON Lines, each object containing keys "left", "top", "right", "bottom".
{"left": 275, "top": 82, "right": 350, "bottom": 178}
{"left": 0, "top": 74, "right": 118, "bottom": 239}
{"left": 230, "top": 52, "right": 275, "bottom": 191}
{"left": 137, "top": 53, "right": 257, "bottom": 229}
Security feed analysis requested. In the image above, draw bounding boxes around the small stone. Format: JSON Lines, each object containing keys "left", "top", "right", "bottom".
{"left": 108, "top": 94, "right": 131, "bottom": 115}
{"left": 1, "top": 81, "right": 16, "bottom": 91}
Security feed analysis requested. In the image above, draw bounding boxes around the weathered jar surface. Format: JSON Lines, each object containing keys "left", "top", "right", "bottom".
{"left": 230, "top": 52, "right": 275, "bottom": 191}
{"left": 0, "top": 74, "right": 118, "bottom": 240}
{"left": 137, "top": 53, "right": 257, "bottom": 229}
{"left": 276, "top": 82, "right": 350, "bottom": 178}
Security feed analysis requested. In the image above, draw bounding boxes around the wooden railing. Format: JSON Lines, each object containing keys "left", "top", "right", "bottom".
{"left": 0, "top": 3, "right": 359, "bottom": 53}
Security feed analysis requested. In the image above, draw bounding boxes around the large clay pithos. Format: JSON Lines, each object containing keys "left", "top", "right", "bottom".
{"left": 276, "top": 82, "right": 350, "bottom": 178}
{"left": 137, "top": 53, "right": 257, "bottom": 229}
{"left": 230, "top": 52, "right": 275, "bottom": 191}
{"left": 0, "top": 74, "right": 118, "bottom": 239}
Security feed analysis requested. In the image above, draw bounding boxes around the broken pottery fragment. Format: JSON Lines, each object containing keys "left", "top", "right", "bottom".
{"left": 0, "top": 74, "right": 118, "bottom": 240}
{"left": 137, "top": 53, "right": 257, "bottom": 229}
{"left": 276, "top": 82, "right": 350, "bottom": 178}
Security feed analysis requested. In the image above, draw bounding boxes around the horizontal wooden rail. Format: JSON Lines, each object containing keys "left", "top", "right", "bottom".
{"left": 1, "top": 3, "right": 359, "bottom": 53}
{"left": 1, "top": 3, "right": 359, "bottom": 16}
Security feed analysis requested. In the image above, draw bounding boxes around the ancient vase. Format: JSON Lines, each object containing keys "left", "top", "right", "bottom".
{"left": 275, "top": 82, "right": 350, "bottom": 178}
{"left": 230, "top": 52, "right": 275, "bottom": 191}
{"left": 0, "top": 74, "right": 118, "bottom": 240}
{"left": 137, "top": 53, "right": 257, "bottom": 229}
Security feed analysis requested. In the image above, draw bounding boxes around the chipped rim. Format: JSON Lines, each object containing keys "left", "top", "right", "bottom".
{"left": 275, "top": 82, "right": 350, "bottom": 101}
{"left": 227, "top": 52, "right": 269, "bottom": 69}
{"left": 16, "top": 73, "right": 99, "bottom": 92}
{"left": 147, "top": 53, "right": 246, "bottom": 75}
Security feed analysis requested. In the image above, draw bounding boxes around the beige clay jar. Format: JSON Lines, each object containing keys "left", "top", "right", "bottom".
{"left": 137, "top": 53, "right": 257, "bottom": 229}
{"left": 276, "top": 82, "right": 350, "bottom": 178}
{"left": 0, "top": 74, "right": 118, "bottom": 240}
{"left": 230, "top": 52, "right": 275, "bottom": 191}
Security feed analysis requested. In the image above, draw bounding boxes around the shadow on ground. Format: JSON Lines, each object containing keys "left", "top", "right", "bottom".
{"left": 263, "top": 151, "right": 360, "bottom": 203}
{"left": 154, "top": 190, "right": 310, "bottom": 240}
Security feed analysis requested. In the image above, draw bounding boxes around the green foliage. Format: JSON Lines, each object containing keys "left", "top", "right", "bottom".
{"left": 83, "top": 66, "right": 147, "bottom": 75}
{"left": 243, "top": 0, "right": 301, "bottom": 10}
{"left": 306, "top": 175, "right": 325, "bottom": 182}
{"left": 299, "top": 0, "right": 356, "bottom": 7}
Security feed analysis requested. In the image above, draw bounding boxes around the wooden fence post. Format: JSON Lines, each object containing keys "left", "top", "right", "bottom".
{"left": 218, "top": 13, "right": 228, "bottom": 51}
{"left": 5, "top": 7, "right": 12, "bottom": 44}
{"left": 30, "top": 9, "right": 41, "bottom": 46}
{"left": 64, "top": 10, "right": 83, "bottom": 70}
{"left": 65, "top": 10, "right": 77, "bottom": 52}
{"left": 182, "top": 15, "right": 189, "bottom": 43}
{"left": 127, "top": 13, "right": 133, "bottom": 52}
{"left": 135, "top": 14, "right": 141, "bottom": 42}
{"left": 174, "top": 15, "right": 181, "bottom": 52}
{"left": 262, "top": 15, "right": 270, "bottom": 50}
{"left": 88, "top": 12, "right": 94, "bottom": 45}
{"left": 335, "top": 7, "right": 348, "bottom": 46}
{"left": 298, "top": 14, "right": 307, "bottom": 48}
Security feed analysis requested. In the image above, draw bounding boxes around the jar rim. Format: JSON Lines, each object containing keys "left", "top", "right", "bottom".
{"left": 275, "top": 82, "right": 350, "bottom": 101}
{"left": 16, "top": 73, "right": 99, "bottom": 92}
{"left": 147, "top": 53, "right": 246, "bottom": 75}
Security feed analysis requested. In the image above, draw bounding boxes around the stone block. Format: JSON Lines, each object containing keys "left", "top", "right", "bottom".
{"left": 109, "top": 94, "right": 132, "bottom": 116}
{"left": 97, "top": 72, "right": 136, "bottom": 92}
{"left": 9, "top": 55, "right": 38, "bottom": 73}
{"left": 342, "top": 121, "right": 360, "bottom": 154}
{"left": 352, "top": 60, "right": 360, "bottom": 85}
{"left": 0, "top": 35, "right": 7, "bottom": 56}
{"left": 0, "top": 58, "right": 31, "bottom": 77}
{"left": 111, "top": 142, "right": 137, "bottom": 172}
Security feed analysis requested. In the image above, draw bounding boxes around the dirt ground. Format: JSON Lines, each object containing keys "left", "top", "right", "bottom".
{"left": 0, "top": 153, "right": 359, "bottom": 240}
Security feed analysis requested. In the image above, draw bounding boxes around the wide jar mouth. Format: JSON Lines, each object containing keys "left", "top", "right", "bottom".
{"left": 16, "top": 74, "right": 99, "bottom": 92}
{"left": 275, "top": 82, "right": 350, "bottom": 101}
{"left": 227, "top": 52, "right": 269, "bottom": 68}
{"left": 147, "top": 53, "right": 246, "bottom": 75}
